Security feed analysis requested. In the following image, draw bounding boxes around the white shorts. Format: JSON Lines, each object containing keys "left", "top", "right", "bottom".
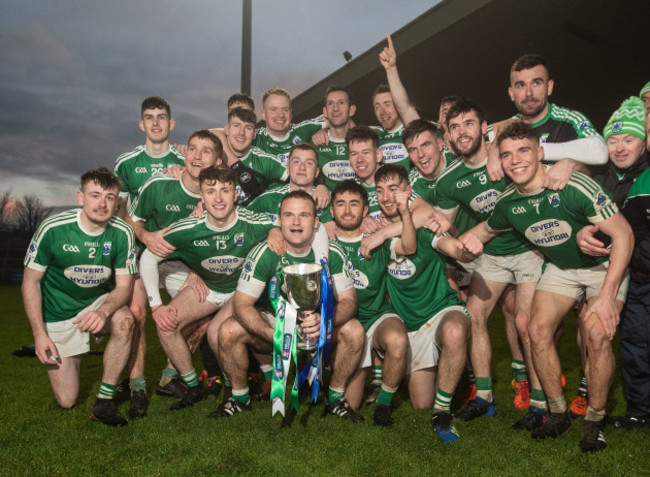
{"left": 473, "top": 250, "right": 543, "bottom": 285}
{"left": 206, "top": 289, "right": 234, "bottom": 308}
{"left": 360, "top": 313, "right": 402, "bottom": 368}
{"left": 407, "top": 305, "right": 469, "bottom": 374}
{"left": 536, "top": 261, "right": 629, "bottom": 303}
{"left": 159, "top": 260, "right": 190, "bottom": 298}
{"left": 44, "top": 293, "right": 108, "bottom": 359}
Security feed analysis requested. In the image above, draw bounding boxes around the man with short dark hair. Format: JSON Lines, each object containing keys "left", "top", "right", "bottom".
{"left": 464, "top": 120, "right": 633, "bottom": 452}
{"left": 216, "top": 191, "right": 364, "bottom": 421}
{"left": 22, "top": 168, "right": 137, "bottom": 426}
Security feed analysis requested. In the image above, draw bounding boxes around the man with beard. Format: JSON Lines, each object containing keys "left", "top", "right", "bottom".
{"left": 330, "top": 180, "right": 415, "bottom": 426}
{"left": 435, "top": 99, "right": 547, "bottom": 426}
{"left": 488, "top": 54, "right": 607, "bottom": 185}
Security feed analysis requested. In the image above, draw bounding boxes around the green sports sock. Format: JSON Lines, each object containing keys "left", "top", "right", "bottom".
{"left": 376, "top": 383, "right": 398, "bottom": 407}
{"left": 97, "top": 382, "right": 116, "bottom": 400}
{"left": 475, "top": 377, "right": 492, "bottom": 401}
{"left": 181, "top": 369, "right": 200, "bottom": 388}
{"left": 433, "top": 388, "right": 454, "bottom": 413}
{"left": 530, "top": 388, "right": 547, "bottom": 410}
{"left": 371, "top": 365, "right": 382, "bottom": 386}
{"left": 129, "top": 376, "right": 146, "bottom": 392}
{"left": 511, "top": 360, "right": 527, "bottom": 382}
{"left": 328, "top": 386, "right": 345, "bottom": 403}
{"left": 232, "top": 387, "right": 250, "bottom": 404}
{"left": 260, "top": 364, "right": 273, "bottom": 382}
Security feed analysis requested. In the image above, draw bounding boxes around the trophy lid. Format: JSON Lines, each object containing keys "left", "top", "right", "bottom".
{"left": 283, "top": 263, "right": 322, "bottom": 276}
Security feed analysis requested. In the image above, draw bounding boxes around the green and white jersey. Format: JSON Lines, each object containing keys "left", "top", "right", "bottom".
{"left": 248, "top": 184, "right": 319, "bottom": 218}
{"left": 315, "top": 135, "right": 354, "bottom": 191}
{"left": 162, "top": 207, "right": 276, "bottom": 294}
{"left": 24, "top": 209, "right": 137, "bottom": 323}
{"left": 371, "top": 124, "right": 411, "bottom": 171}
{"left": 254, "top": 117, "right": 325, "bottom": 165}
{"left": 335, "top": 234, "right": 395, "bottom": 330}
{"left": 236, "top": 146, "right": 289, "bottom": 204}
{"left": 129, "top": 171, "right": 198, "bottom": 234}
{"left": 487, "top": 172, "right": 617, "bottom": 269}
{"left": 114, "top": 145, "right": 185, "bottom": 206}
{"left": 408, "top": 148, "right": 457, "bottom": 205}
{"left": 238, "top": 241, "right": 354, "bottom": 314}
{"left": 386, "top": 228, "right": 463, "bottom": 332}
{"left": 435, "top": 158, "right": 533, "bottom": 256}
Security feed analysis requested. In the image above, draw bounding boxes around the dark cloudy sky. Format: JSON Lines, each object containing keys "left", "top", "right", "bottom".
{"left": 0, "top": 1, "right": 434, "bottom": 206}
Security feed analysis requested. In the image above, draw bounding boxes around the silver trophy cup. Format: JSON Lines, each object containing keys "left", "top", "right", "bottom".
{"left": 283, "top": 263, "right": 322, "bottom": 351}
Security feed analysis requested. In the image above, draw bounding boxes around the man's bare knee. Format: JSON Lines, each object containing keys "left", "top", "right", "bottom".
{"left": 528, "top": 320, "right": 553, "bottom": 350}
{"left": 337, "top": 320, "right": 364, "bottom": 350}
{"left": 112, "top": 312, "right": 135, "bottom": 340}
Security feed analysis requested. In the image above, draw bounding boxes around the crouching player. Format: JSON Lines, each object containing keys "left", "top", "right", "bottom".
{"left": 463, "top": 122, "right": 633, "bottom": 452}
{"left": 364, "top": 165, "right": 483, "bottom": 441}
{"left": 22, "top": 168, "right": 137, "bottom": 426}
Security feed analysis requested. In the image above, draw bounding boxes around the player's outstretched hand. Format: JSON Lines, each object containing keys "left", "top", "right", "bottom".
{"left": 576, "top": 224, "right": 609, "bottom": 256}
{"left": 74, "top": 309, "right": 108, "bottom": 334}
{"left": 152, "top": 305, "right": 179, "bottom": 332}
{"left": 379, "top": 34, "right": 397, "bottom": 70}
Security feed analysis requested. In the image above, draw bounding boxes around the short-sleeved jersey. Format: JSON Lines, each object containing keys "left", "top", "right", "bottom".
{"left": 235, "top": 147, "right": 289, "bottom": 204}
{"left": 514, "top": 103, "right": 599, "bottom": 144}
{"left": 237, "top": 241, "right": 354, "bottom": 314}
{"left": 487, "top": 172, "right": 617, "bottom": 269}
{"left": 386, "top": 228, "right": 463, "bottom": 332}
{"left": 24, "top": 209, "right": 137, "bottom": 323}
{"left": 114, "top": 145, "right": 185, "bottom": 205}
{"left": 315, "top": 136, "right": 354, "bottom": 191}
{"left": 247, "top": 184, "right": 319, "bottom": 218}
{"left": 129, "top": 172, "right": 198, "bottom": 234}
{"left": 370, "top": 125, "right": 411, "bottom": 171}
{"left": 435, "top": 158, "right": 533, "bottom": 256}
{"left": 335, "top": 235, "right": 395, "bottom": 330}
{"left": 408, "top": 148, "right": 457, "bottom": 205}
{"left": 162, "top": 208, "right": 275, "bottom": 294}
{"left": 254, "top": 118, "right": 325, "bottom": 165}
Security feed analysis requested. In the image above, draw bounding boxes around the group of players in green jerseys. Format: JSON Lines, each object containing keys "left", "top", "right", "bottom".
{"left": 22, "top": 33, "right": 650, "bottom": 454}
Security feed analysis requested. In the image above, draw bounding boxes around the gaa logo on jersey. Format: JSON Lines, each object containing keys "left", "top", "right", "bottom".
{"left": 63, "top": 244, "right": 81, "bottom": 253}
{"left": 135, "top": 167, "right": 148, "bottom": 173}
{"left": 234, "top": 233, "right": 245, "bottom": 247}
{"left": 102, "top": 242, "right": 112, "bottom": 256}
{"left": 548, "top": 193, "right": 561, "bottom": 208}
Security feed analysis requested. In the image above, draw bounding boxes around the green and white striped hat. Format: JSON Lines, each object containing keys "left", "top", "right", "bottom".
{"left": 603, "top": 96, "right": 646, "bottom": 141}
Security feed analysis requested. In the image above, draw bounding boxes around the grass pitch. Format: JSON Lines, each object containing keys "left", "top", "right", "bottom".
{"left": 1, "top": 286, "right": 647, "bottom": 476}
